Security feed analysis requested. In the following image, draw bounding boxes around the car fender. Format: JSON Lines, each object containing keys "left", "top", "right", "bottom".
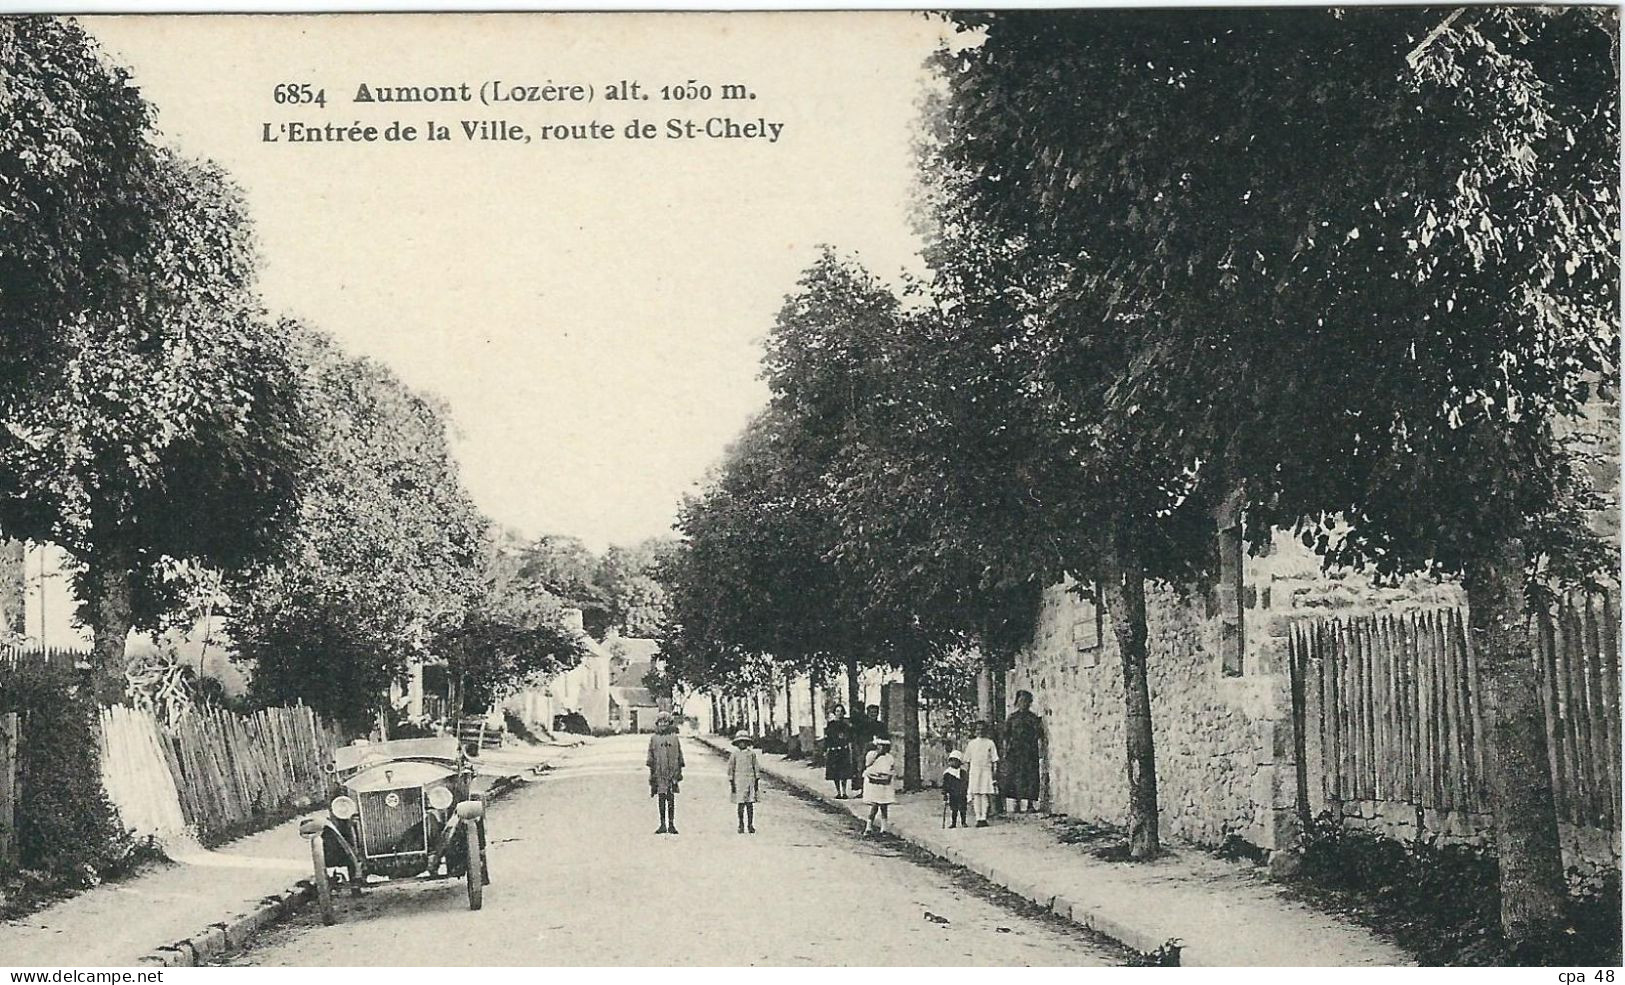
{"left": 302, "top": 816, "right": 363, "bottom": 870}
{"left": 423, "top": 812, "right": 463, "bottom": 876}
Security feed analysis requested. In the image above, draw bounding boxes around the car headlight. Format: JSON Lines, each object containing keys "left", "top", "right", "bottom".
{"left": 331, "top": 795, "right": 357, "bottom": 819}
{"left": 427, "top": 786, "right": 454, "bottom": 810}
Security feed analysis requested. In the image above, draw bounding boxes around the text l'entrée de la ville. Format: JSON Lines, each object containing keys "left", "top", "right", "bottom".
{"left": 259, "top": 80, "right": 788, "bottom": 147}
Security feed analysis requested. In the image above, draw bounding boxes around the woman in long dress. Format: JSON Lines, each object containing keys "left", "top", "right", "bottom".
{"left": 823, "top": 705, "right": 854, "bottom": 798}
{"left": 861, "top": 737, "right": 896, "bottom": 836}
{"left": 1002, "top": 690, "right": 1045, "bottom": 812}
{"left": 963, "top": 721, "right": 999, "bottom": 827}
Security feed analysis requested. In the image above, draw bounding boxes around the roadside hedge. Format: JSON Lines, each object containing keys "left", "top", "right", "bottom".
{"left": 0, "top": 661, "right": 153, "bottom": 913}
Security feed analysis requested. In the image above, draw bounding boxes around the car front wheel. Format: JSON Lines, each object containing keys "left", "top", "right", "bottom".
{"left": 310, "top": 834, "right": 335, "bottom": 925}
{"left": 464, "top": 821, "right": 483, "bottom": 910}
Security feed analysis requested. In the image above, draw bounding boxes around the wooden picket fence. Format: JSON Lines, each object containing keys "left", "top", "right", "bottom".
{"left": 98, "top": 703, "right": 342, "bottom": 844}
{"left": 0, "top": 646, "right": 89, "bottom": 673}
{"left": 0, "top": 712, "right": 17, "bottom": 868}
{"left": 1289, "top": 593, "right": 1621, "bottom": 833}
{"left": 99, "top": 704, "right": 191, "bottom": 843}
{"left": 1536, "top": 595, "right": 1622, "bottom": 831}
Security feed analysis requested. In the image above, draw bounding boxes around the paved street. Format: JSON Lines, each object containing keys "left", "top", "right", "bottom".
{"left": 224, "top": 735, "right": 1127, "bottom": 966}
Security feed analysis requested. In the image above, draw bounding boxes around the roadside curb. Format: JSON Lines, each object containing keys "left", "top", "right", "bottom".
{"left": 136, "top": 769, "right": 531, "bottom": 967}
{"left": 696, "top": 734, "right": 1183, "bottom": 964}
{"left": 137, "top": 882, "right": 314, "bottom": 968}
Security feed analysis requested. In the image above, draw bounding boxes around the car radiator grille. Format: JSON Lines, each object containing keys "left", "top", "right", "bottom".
{"left": 359, "top": 788, "right": 427, "bottom": 857}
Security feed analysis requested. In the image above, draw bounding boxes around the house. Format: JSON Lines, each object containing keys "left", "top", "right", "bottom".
{"left": 500, "top": 608, "right": 613, "bottom": 732}
{"left": 497, "top": 609, "right": 671, "bottom": 735}
{"left": 592, "top": 631, "right": 665, "bottom": 732}
{"left": 608, "top": 684, "right": 661, "bottom": 733}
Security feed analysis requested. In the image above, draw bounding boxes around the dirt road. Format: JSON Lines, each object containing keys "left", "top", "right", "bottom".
{"left": 225, "top": 734, "right": 1127, "bottom": 966}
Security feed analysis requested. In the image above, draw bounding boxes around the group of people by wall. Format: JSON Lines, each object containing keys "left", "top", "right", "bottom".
{"left": 654, "top": 690, "right": 1047, "bottom": 839}
{"left": 821, "top": 690, "right": 1048, "bottom": 830}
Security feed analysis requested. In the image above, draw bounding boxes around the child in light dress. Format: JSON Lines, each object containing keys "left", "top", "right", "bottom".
{"left": 964, "top": 721, "right": 1000, "bottom": 827}
{"left": 861, "top": 736, "right": 896, "bottom": 836}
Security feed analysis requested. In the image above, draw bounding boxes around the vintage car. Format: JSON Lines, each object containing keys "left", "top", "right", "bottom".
{"left": 300, "top": 736, "right": 490, "bottom": 924}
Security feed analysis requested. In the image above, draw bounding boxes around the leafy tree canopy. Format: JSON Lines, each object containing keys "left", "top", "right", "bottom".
{"left": 229, "top": 327, "right": 485, "bottom": 728}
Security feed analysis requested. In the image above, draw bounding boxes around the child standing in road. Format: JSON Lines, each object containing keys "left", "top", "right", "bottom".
{"left": 647, "top": 712, "right": 685, "bottom": 835}
{"left": 942, "top": 750, "right": 968, "bottom": 829}
{"left": 861, "top": 736, "right": 896, "bottom": 836}
{"left": 728, "top": 730, "right": 761, "bottom": 834}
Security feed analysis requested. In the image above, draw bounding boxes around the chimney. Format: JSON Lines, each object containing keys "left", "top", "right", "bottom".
{"left": 561, "top": 607, "right": 584, "bottom": 635}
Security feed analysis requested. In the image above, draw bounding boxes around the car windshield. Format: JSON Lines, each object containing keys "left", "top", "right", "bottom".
{"left": 346, "top": 759, "right": 454, "bottom": 792}
{"left": 333, "top": 736, "right": 460, "bottom": 774}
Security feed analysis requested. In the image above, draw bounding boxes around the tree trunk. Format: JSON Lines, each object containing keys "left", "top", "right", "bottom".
{"left": 87, "top": 549, "right": 135, "bottom": 704}
{"left": 989, "top": 657, "right": 1008, "bottom": 815}
{"left": 977, "top": 661, "right": 993, "bottom": 724}
{"left": 1465, "top": 534, "right": 1565, "bottom": 943}
{"left": 0, "top": 539, "right": 24, "bottom": 638}
{"left": 902, "top": 657, "right": 923, "bottom": 791}
{"left": 809, "top": 677, "right": 819, "bottom": 738}
{"left": 991, "top": 662, "right": 1007, "bottom": 729}
{"left": 1099, "top": 524, "right": 1160, "bottom": 860}
{"left": 846, "top": 653, "right": 861, "bottom": 716}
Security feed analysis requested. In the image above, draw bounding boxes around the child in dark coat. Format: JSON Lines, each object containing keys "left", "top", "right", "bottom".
{"left": 728, "top": 730, "right": 761, "bottom": 834}
{"left": 647, "top": 712, "right": 684, "bottom": 834}
{"left": 942, "top": 750, "right": 969, "bottom": 828}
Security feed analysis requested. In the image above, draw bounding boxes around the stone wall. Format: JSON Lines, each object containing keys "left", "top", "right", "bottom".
{"left": 1012, "top": 571, "right": 1298, "bottom": 849}
{"left": 1013, "top": 532, "right": 1620, "bottom": 883}
{"left": 1326, "top": 799, "right": 1620, "bottom": 892}
{"left": 1013, "top": 534, "right": 1467, "bottom": 850}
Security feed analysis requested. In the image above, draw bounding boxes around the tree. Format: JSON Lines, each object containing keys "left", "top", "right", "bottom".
{"left": 929, "top": 7, "right": 1617, "bottom": 932}
{"left": 434, "top": 587, "right": 587, "bottom": 715}
{"left": 0, "top": 17, "right": 153, "bottom": 410}
{"left": 0, "top": 149, "right": 305, "bottom": 698}
{"left": 660, "top": 411, "right": 845, "bottom": 694}
{"left": 435, "top": 532, "right": 592, "bottom": 713}
{"left": 512, "top": 534, "right": 613, "bottom": 636}
{"left": 1, "top": 22, "right": 309, "bottom": 697}
{"left": 597, "top": 537, "right": 676, "bottom": 637}
{"left": 918, "top": 30, "right": 1237, "bottom": 852}
{"left": 761, "top": 249, "right": 1081, "bottom": 788}
{"left": 1266, "top": 11, "right": 1618, "bottom": 942}
{"left": 228, "top": 328, "right": 485, "bottom": 730}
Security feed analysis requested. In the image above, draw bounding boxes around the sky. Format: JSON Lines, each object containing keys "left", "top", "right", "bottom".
{"left": 82, "top": 12, "right": 952, "bottom": 550}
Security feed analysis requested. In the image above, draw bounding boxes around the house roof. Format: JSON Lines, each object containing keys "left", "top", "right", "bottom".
{"left": 612, "top": 660, "right": 651, "bottom": 688}
{"left": 613, "top": 637, "right": 660, "bottom": 662}
{"left": 608, "top": 686, "right": 656, "bottom": 708}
